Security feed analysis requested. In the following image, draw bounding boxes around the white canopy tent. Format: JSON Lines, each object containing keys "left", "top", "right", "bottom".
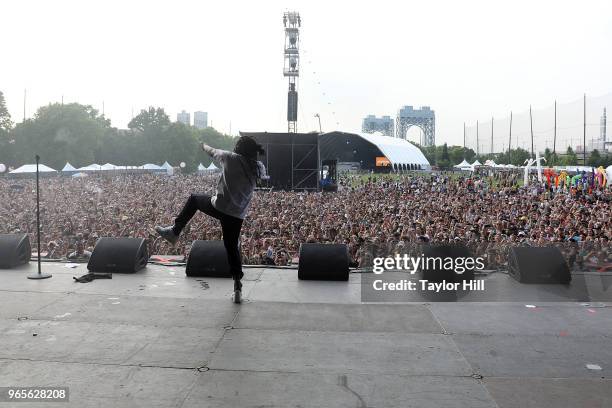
{"left": 100, "top": 163, "right": 118, "bottom": 171}
{"left": 206, "top": 162, "right": 219, "bottom": 171}
{"left": 454, "top": 159, "right": 471, "bottom": 168}
{"left": 9, "top": 164, "right": 57, "bottom": 174}
{"left": 78, "top": 164, "right": 103, "bottom": 171}
{"left": 61, "top": 162, "right": 78, "bottom": 172}
{"left": 140, "top": 163, "right": 164, "bottom": 171}
{"left": 161, "top": 161, "right": 174, "bottom": 176}
{"left": 471, "top": 160, "right": 482, "bottom": 167}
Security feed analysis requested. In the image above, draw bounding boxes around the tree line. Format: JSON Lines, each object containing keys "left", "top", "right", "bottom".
{"left": 416, "top": 143, "right": 611, "bottom": 169}
{"left": 0, "top": 92, "right": 236, "bottom": 173}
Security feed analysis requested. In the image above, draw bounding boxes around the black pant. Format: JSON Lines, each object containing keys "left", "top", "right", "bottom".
{"left": 173, "top": 194, "right": 244, "bottom": 290}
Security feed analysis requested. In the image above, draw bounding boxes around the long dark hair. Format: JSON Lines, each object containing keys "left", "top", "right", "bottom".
{"left": 234, "top": 136, "right": 265, "bottom": 181}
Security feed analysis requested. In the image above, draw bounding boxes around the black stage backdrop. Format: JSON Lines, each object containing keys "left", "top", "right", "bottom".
{"left": 240, "top": 132, "right": 319, "bottom": 191}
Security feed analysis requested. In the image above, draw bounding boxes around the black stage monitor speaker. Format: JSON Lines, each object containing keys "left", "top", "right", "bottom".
{"left": 420, "top": 244, "right": 476, "bottom": 283}
{"left": 508, "top": 246, "right": 571, "bottom": 284}
{"left": 298, "top": 243, "right": 349, "bottom": 281}
{"left": 186, "top": 240, "right": 232, "bottom": 278}
{"left": 87, "top": 237, "right": 148, "bottom": 273}
{"left": 0, "top": 234, "right": 31, "bottom": 268}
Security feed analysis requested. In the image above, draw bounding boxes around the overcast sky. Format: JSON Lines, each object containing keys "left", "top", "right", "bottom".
{"left": 1, "top": 0, "right": 611, "bottom": 145}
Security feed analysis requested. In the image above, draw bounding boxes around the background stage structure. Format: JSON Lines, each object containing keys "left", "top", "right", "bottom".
{"left": 320, "top": 131, "right": 430, "bottom": 172}
{"left": 241, "top": 132, "right": 319, "bottom": 191}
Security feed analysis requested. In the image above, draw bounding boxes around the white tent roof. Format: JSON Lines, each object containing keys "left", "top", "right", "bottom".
{"left": 454, "top": 159, "right": 471, "bottom": 168}
{"left": 140, "top": 163, "right": 163, "bottom": 170}
{"left": 161, "top": 161, "right": 173, "bottom": 169}
{"left": 206, "top": 162, "right": 219, "bottom": 170}
{"left": 471, "top": 160, "right": 482, "bottom": 166}
{"left": 101, "top": 163, "right": 118, "bottom": 170}
{"left": 10, "top": 164, "right": 57, "bottom": 174}
{"left": 62, "top": 162, "right": 77, "bottom": 172}
{"left": 357, "top": 132, "right": 430, "bottom": 166}
{"left": 78, "top": 163, "right": 102, "bottom": 171}
{"left": 484, "top": 160, "right": 497, "bottom": 167}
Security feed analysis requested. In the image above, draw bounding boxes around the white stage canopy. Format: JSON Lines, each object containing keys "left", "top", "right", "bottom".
{"left": 358, "top": 132, "right": 430, "bottom": 167}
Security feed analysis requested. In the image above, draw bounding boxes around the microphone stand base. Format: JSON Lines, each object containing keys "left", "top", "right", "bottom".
{"left": 27, "top": 273, "right": 52, "bottom": 280}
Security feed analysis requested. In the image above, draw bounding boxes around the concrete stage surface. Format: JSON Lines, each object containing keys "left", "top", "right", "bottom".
{"left": 0, "top": 262, "right": 610, "bottom": 408}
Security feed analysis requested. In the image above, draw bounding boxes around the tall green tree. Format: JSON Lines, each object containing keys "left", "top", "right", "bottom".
{"left": 587, "top": 149, "right": 601, "bottom": 167}
{"left": 10, "top": 103, "right": 111, "bottom": 168}
{"left": 0, "top": 91, "right": 13, "bottom": 166}
{"left": 562, "top": 146, "right": 578, "bottom": 165}
{"left": 128, "top": 107, "right": 171, "bottom": 131}
{"left": 0, "top": 91, "right": 12, "bottom": 131}
{"left": 436, "top": 143, "right": 451, "bottom": 169}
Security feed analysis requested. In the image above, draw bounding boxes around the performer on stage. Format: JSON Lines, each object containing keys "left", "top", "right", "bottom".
{"left": 155, "top": 136, "right": 267, "bottom": 303}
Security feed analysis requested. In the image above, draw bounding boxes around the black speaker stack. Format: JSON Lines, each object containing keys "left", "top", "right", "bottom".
{"left": 508, "top": 246, "right": 571, "bottom": 284}
{"left": 0, "top": 234, "right": 31, "bottom": 268}
{"left": 298, "top": 243, "right": 349, "bottom": 281}
{"left": 87, "top": 237, "right": 148, "bottom": 273}
{"left": 186, "top": 240, "right": 232, "bottom": 278}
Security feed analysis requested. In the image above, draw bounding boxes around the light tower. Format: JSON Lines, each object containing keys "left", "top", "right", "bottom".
{"left": 283, "top": 11, "right": 301, "bottom": 133}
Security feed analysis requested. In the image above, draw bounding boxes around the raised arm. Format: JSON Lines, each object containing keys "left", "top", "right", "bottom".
{"left": 201, "top": 143, "right": 217, "bottom": 157}
{"left": 258, "top": 161, "right": 270, "bottom": 180}
{"left": 201, "top": 143, "right": 230, "bottom": 163}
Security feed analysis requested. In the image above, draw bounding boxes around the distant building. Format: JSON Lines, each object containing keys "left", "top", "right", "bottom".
{"left": 177, "top": 110, "right": 190, "bottom": 126}
{"left": 194, "top": 111, "right": 208, "bottom": 129}
{"left": 396, "top": 106, "right": 435, "bottom": 147}
{"left": 601, "top": 107, "right": 607, "bottom": 144}
{"left": 362, "top": 115, "right": 394, "bottom": 136}
{"left": 585, "top": 107, "right": 611, "bottom": 153}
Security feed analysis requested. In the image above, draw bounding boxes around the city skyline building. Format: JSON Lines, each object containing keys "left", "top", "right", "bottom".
{"left": 177, "top": 110, "right": 190, "bottom": 126}
{"left": 194, "top": 111, "right": 208, "bottom": 129}
{"left": 362, "top": 115, "right": 394, "bottom": 136}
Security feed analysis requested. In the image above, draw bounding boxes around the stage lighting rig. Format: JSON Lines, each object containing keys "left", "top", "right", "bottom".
{"left": 283, "top": 11, "right": 301, "bottom": 133}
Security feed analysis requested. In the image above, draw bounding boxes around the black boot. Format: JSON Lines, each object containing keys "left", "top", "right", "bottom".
{"left": 155, "top": 225, "right": 179, "bottom": 245}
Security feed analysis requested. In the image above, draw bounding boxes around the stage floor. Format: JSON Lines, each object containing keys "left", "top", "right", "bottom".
{"left": 0, "top": 262, "right": 610, "bottom": 407}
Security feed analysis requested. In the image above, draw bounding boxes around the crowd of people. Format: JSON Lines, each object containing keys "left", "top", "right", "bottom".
{"left": 0, "top": 170, "right": 610, "bottom": 270}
